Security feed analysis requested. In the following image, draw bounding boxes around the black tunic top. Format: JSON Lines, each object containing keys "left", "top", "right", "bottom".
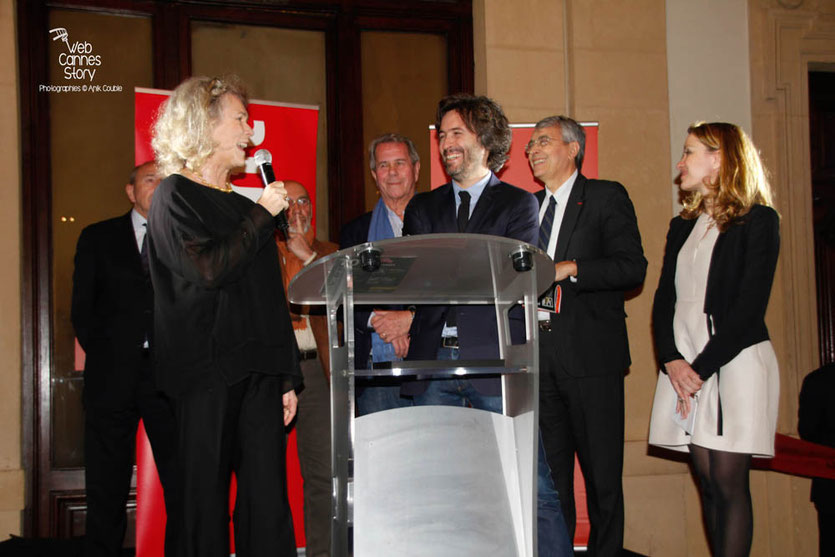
{"left": 147, "top": 174, "right": 301, "bottom": 397}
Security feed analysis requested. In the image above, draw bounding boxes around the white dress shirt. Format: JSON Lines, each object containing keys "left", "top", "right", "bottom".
{"left": 130, "top": 208, "right": 147, "bottom": 252}
{"left": 538, "top": 170, "right": 578, "bottom": 320}
{"left": 538, "top": 170, "right": 578, "bottom": 260}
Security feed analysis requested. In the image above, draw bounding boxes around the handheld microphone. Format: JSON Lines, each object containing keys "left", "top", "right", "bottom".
{"left": 253, "top": 149, "right": 289, "bottom": 232}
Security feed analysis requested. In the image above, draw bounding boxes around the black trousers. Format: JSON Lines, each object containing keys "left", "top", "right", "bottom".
{"left": 296, "top": 358, "right": 332, "bottom": 557}
{"left": 84, "top": 356, "right": 179, "bottom": 557}
{"left": 175, "top": 372, "right": 296, "bottom": 557}
{"left": 818, "top": 509, "right": 835, "bottom": 557}
{"left": 539, "top": 337, "right": 625, "bottom": 557}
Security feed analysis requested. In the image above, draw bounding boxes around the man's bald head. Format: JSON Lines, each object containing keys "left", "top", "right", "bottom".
{"left": 284, "top": 180, "right": 307, "bottom": 199}
{"left": 284, "top": 180, "right": 312, "bottom": 235}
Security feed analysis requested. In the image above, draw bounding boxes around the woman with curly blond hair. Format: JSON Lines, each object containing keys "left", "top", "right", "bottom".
{"left": 148, "top": 75, "right": 300, "bottom": 556}
{"left": 649, "top": 122, "right": 780, "bottom": 556}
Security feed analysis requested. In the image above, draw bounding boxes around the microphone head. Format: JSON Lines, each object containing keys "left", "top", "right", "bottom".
{"left": 253, "top": 149, "right": 272, "bottom": 166}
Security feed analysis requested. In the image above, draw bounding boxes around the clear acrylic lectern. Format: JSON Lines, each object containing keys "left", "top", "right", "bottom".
{"left": 288, "top": 233, "right": 553, "bottom": 557}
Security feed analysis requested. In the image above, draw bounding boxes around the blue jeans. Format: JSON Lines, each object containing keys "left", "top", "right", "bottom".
{"left": 356, "top": 355, "right": 414, "bottom": 417}
{"left": 411, "top": 346, "right": 573, "bottom": 557}
{"left": 356, "top": 381, "right": 413, "bottom": 416}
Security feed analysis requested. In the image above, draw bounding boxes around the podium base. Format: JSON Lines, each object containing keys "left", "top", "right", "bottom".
{"left": 354, "top": 406, "right": 534, "bottom": 557}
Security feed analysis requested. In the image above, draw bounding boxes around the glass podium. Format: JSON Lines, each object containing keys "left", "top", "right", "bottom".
{"left": 288, "top": 233, "right": 554, "bottom": 557}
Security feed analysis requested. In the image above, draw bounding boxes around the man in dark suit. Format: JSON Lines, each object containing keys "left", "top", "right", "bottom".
{"left": 799, "top": 362, "right": 835, "bottom": 557}
{"left": 72, "top": 161, "right": 178, "bottom": 556}
{"left": 402, "top": 96, "right": 538, "bottom": 371}
{"left": 339, "top": 133, "right": 420, "bottom": 415}
{"left": 527, "top": 115, "right": 646, "bottom": 556}
{"left": 403, "top": 94, "right": 573, "bottom": 557}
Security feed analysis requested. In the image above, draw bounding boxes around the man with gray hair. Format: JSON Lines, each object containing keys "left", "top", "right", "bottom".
{"left": 72, "top": 161, "right": 179, "bottom": 556}
{"left": 339, "top": 132, "right": 421, "bottom": 415}
{"left": 527, "top": 115, "right": 647, "bottom": 556}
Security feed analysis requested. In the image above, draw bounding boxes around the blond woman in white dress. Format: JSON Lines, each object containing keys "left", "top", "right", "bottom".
{"left": 649, "top": 122, "right": 780, "bottom": 557}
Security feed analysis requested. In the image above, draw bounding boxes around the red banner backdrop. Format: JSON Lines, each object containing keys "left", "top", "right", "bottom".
{"left": 133, "top": 88, "right": 319, "bottom": 556}
{"left": 429, "top": 122, "right": 599, "bottom": 549}
{"left": 134, "top": 87, "right": 319, "bottom": 227}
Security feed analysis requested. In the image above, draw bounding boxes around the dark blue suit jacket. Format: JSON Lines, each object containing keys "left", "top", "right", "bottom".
{"left": 536, "top": 174, "right": 646, "bottom": 377}
{"left": 71, "top": 211, "right": 152, "bottom": 408}
{"left": 339, "top": 211, "right": 376, "bottom": 367}
{"left": 799, "top": 363, "right": 835, "bottom": 512}
{"left": 402, "top": 173, "right": 539, "bottom": 395}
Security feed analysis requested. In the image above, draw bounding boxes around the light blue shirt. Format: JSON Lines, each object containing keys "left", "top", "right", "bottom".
{"left": 385, "top": 203, "right": 404, "bottom": 238}
{"left": 451, "top": 171, "right": 492, "bottom": 218}
{"left": 443, "top": 171, "right": 493, "bottom": 337}
{"left": 367, "top": 205, "right": 405, "bottom": 336}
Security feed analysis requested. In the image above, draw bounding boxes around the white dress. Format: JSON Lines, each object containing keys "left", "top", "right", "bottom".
{"left": 648, "top": 213, "right": 780, "bottom": 457}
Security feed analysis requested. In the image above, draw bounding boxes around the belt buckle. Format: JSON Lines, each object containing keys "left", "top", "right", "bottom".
{"left": 441, "top": 336, "right": 459, "bottom": 349}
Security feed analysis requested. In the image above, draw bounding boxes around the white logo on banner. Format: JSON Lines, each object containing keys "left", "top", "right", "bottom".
{"left": 244, "top": 121, "right": 267, "bottom": 175}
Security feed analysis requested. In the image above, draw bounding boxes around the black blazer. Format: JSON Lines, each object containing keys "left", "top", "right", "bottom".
{"left": 402, "top": 173, "right": 539, "bottom": 395}
{"left": 537, "top": 174, "right": 647, "bottom": 377}
{"left": 798, "top": 363, "right": 835, "bottom": 511}
{"left": 71, "top": 211, "right": 152, "bottom": 408}
{"left": 339, "top": 211, "right": 375, "bottom": 367}
{"left": 652, "top": 204, "right": 780, "bottom": 380}
{"left": 339, "top": 211, "right": 373, "bottom": 251}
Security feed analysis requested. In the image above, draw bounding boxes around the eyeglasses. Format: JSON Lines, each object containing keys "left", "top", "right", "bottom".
{"left": 524, "top": 135, "right": 561, "bottom": 154}
{"left": 287, "top": 197, "right": 311, "bottom": 208}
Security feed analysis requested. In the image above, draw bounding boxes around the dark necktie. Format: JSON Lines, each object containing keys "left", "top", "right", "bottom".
{"left": 538, "top": 196, "right": 557, "bottom": 251}
{"left": 457, "top": 190, "right": 471, "bottom": 233}
{"left": 140, "top": 223, "right": 149, "bottom": 275}
{"left": 447, "top": 190, "right": 472, "bottom": 329}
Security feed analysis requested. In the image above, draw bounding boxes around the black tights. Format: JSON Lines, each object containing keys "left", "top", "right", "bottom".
{"left": 690, "top": 445, "right": 753, "bottom": 557}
